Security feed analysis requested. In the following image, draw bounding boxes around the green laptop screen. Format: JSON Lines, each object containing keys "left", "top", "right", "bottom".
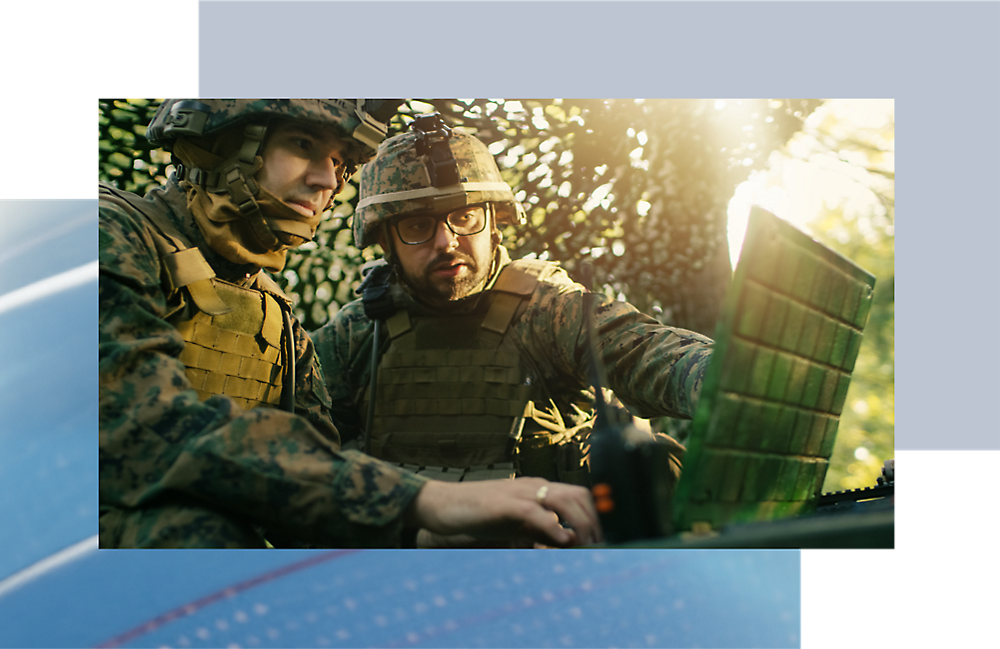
{"left": 673, "top": 206, "right": 877, "bottom": 531}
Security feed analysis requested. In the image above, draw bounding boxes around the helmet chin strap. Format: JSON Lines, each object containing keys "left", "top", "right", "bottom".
{"left": 378, "top": 221, "right": 409, "bottom": 294}
{"left": 178, "top": 120, "right": 342, "bottom": 256}
{"left": 175, "top": 122, "right": 281, "bottom": 252}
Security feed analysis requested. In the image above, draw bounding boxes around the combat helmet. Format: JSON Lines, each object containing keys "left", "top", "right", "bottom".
{"left": 354, "top": 113, "right": 526, "bottom": 248}
{"left": 146, "top": 99, "right": 402, "bottom": 252}
{"left": 148, "top": 99, "right": 400, "bottom": 168}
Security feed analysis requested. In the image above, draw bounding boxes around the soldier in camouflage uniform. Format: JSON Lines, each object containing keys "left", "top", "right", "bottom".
{"left": 311, "top": 115, "right": 715, "bottom": 545}
{"left": 100, "top": 100, "right": 600, "bottom": 549}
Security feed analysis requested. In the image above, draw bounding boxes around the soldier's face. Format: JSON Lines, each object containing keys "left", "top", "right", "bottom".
{"left": 386, "top": 207, "right": 496, "bottom": 302}
{"left": 256, "top": 120, "right": 349, "bottom": 218}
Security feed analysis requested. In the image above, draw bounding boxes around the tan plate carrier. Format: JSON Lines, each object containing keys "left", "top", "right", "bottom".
{"left": 100, "top": 183, "right": 293, "bottom": 411}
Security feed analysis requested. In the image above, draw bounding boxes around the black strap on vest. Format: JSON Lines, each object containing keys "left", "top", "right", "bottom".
{"left": 279, "top": 307, "right": 296, "bottom": 413}
{"left": 359, "top": 261, "right": 396, "bottom": 453}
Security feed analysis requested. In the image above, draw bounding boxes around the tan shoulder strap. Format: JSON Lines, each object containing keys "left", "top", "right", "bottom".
{"left": 479, "top": 260, "right": 553, "bottom": 345}
{"left": 252, "top": 271, "right": 293, "bottom": 306}
{"left": 386, "top": 309, "right": 412, "bottom": 340}
{"left": 492, "top": 259, "right": 554, "bottom": 295}
{"left": 99, "top": 182, "right": 230, "bottom": 316}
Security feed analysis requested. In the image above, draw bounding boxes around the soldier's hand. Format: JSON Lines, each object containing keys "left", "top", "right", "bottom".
{"left": 404, "top": 477, "right": 602, "bottom": 547}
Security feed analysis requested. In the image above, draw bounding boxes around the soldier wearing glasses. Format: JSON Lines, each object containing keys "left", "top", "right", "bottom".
{"left": 99, "top": 102, "right": 600, "bottom": 549}
{"left": 312, "top": 114, "right": 714, "bottom": 541}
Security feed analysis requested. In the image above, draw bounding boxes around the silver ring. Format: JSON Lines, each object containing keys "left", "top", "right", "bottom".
{"left": 535, "top": 485, "right": 549, "bottom": 506}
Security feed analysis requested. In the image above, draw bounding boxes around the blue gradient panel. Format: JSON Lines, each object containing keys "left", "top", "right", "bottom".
{"left": 0, "top": 200, "right": 97, "bottom": 579}
{"left": 1, "top": 548, "right": 799, "bottom": 648}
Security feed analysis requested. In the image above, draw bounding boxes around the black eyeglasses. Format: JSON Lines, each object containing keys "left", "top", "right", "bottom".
{"left": 393, "top": 205, "right": 488, "bottom": 245}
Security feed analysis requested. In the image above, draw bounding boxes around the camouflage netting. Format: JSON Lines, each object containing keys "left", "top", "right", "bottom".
{"left": 100, "top": 98, "right": 821, "bottom": 441}
{"left": 101, "top": 99, "right": 820, "bottom": 334}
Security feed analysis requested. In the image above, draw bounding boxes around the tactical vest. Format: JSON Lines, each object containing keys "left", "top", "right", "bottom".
{"left": 364, "top": 260, "right": 592, "bottom": 485}
{"left": 100, "top": 183, "right": 293, "bottom": 411}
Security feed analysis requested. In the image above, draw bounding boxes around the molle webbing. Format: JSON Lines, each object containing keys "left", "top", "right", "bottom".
{"left": 391, "top": 462, "right": 517, "bottom": 482}
{"left": 174, "top": 283, "right": 285, "bottom": 409}
{"left": 100, "top": 182, "right": 289, "bottom": 411}
{"left": 369, "top": 341, "right": 532, "bottom": 467}
{"left": 367, "top": 259, "right": 574, "bottom": 473}
{"left": 377, "top": 349, "right": 528, "bottom": 417}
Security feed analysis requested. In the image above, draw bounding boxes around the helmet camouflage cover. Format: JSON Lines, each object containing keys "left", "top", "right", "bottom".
{"left": 143, "top": 99, "right": 402, "bottom": 265}
{"left": 147, "top": 99, "right": 400, "bottom": 168}
{"left": 354, "top": 114, "right": 526, "bottom": 248}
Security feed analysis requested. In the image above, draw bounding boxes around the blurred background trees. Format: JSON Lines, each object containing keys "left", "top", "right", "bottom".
{"left": 99, "top": 98, "right": 893, "bottom": 491}
{"left": 726, "top": 100, "right": 894, "bottom": 490}
{"left": 99, "top": 98, "right": 821, "bottom": 333}
{"left": 413, "top": 99, "right": 823, "bottom": 337}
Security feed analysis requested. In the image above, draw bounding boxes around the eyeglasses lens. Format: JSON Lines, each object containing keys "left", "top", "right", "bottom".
{"left": 396, "top": 206, "right": 486, "bottom": 244}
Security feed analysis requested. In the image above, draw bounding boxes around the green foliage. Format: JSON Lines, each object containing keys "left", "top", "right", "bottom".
{"left": 816, "top": 200, "right": 894, "bottom": 491}
{"left": 98, "top": 99, "right": 172, "bottom": 195}
{"left": 412, "top": 99, "right": 821, "bottom": 335}
{"left": 790, "top": 106, "right": 894, "bottom": 492}
{"left": 98, "top": 98, "right": 820, "bottom": 336}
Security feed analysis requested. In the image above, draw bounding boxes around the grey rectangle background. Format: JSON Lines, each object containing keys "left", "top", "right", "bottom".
{"left": 201, "top": 1, "right": 1000, "bottom": 449}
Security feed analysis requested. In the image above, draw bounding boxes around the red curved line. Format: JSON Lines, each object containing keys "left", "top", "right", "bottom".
{"left": 94, "top": 550, "right": 359, "bottom": 649}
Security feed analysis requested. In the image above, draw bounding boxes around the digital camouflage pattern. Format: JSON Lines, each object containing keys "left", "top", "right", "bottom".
{"left": 99, "top": 177, "right": 427, "bottom": 548}
{"left": 146, "top": 99, "right": 394, "bottom": 167}
{"left": 312, "top": 246, "right": 715, "bottom": 450}
{"left": 353, "top": 125, "right": 525, "bottom": 248}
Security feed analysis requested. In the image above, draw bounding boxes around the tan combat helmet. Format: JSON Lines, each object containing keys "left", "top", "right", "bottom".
{"left": 147, "top": 99, "right": 402, "bottom": 251}
{"left": 353, "top": 113, "right": 526, "bottom": 249}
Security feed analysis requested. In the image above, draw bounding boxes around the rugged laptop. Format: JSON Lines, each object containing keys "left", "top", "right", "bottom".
{"left": 670, "top": 206, "right": 877, "bottom": 533}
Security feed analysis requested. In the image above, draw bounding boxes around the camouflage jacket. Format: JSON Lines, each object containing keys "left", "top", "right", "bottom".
{"left": 311, "top": 247, "right": 714, "bottom": 448}
{"left": 99, "top": 177, "right": 426, "bottom": 547}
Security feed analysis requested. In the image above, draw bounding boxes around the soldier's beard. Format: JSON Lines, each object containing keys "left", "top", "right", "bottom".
{"left": 403, "top": 250, "right": 493, "bottom": 303}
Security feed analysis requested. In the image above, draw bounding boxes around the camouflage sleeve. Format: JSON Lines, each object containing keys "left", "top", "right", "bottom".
{"left": 99, "top": 200, "right": 426, "bottom": 547}
{"left": 514, "top": 267, "right": 714, "bottom": 419}
{"left": 311, "top": 300, "right": 375, "bottom": 445}
{"left": 290, "top": 317, "right": 340, "bottom": 443}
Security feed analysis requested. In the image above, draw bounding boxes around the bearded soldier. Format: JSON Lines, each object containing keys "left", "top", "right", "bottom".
{"left": 99, "top": 100, "right": 600, "bottom": 549}
{"left": 312, "top": 114, "right": 715, "bottom": 510}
